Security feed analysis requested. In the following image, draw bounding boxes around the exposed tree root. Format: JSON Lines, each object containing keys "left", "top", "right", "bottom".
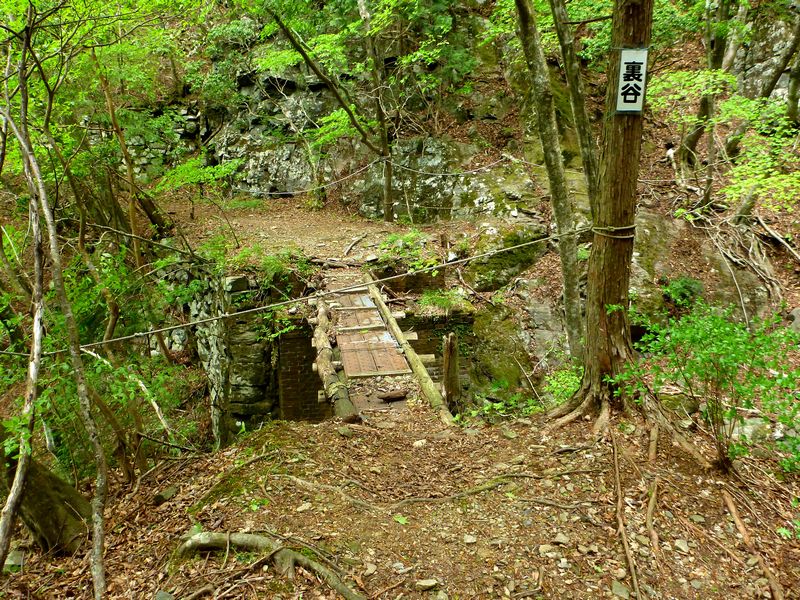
{"left": 611, "top": 431, "right": 643, "bottom": 600}
{"left": 722, "top": 491, "right": 785, "bottom": 600}
{"left": 648, "top": 425, "right": 659, "bottom": 464}
{"left": 546, "top": 387, "right": 611, "bottom": 435}
{"left": 174, "top": 532, "right": 365, "bottom": 600}
{"left": 641, "top": 394, "right": 713, "bottom": 470}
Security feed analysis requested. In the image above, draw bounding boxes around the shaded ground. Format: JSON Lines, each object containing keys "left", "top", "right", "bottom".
{"left": 10, "top": 402, "right": 800, "bottom": 599}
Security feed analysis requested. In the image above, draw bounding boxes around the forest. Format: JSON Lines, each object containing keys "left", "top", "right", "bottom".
{"left": 0, "top": 0, "right": 799, "bottom": 598}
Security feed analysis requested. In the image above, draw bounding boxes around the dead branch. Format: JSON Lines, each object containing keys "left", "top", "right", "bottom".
{"left": 174, "top": 532, "right": 365, "bottom": 600}
{"left": 345, "top": 233, "right": 368, "bottom": 256}
{"left": 611, "top": 431, "right": 643, "bottom": 600}
{"left": 276, "top": 475, "right": 380, "bottom": 512}
{"left": 756, "top": 215, "right": 800, "bottom": 265}
{"left": 645, "top": 477, "right": 660, "bottom": 561}
{"left": 722, "top": 491, "right": 784, "bottom": 600}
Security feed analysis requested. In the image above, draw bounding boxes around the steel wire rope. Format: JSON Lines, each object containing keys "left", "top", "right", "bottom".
{"left": 0, "top": 225, "right": 594, "bottom": 358}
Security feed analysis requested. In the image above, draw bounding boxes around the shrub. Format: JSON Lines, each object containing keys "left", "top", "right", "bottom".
{"left": 615, "top": 303, "right": 800, "bottom": 471}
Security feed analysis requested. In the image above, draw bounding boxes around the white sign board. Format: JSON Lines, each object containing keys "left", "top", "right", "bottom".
{"left": 616, "top": 48, "right": 648, "bottom": 113}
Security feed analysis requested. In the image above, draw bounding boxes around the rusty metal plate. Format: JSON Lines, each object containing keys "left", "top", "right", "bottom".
{"left": 338, "top": 331, "right": 411, "bottom": 377}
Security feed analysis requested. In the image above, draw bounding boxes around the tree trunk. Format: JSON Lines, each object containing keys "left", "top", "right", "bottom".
{"left": 515, "top": 0, "right": 584, "bottom": 359}
{"left": 548, "top": 0, "right": 599, "bottom": 202}
{"left": 680, "top": 0, "right": 730, "bottom": 167}
{"left": 0, "top": 226, "right": 33, "bottom": 302}
{"left": 3, "top": 46, "right": 108, "bottom": 593}
{"left": 311, "top": 300, "right": 357, "bottom": 420}
{"left": 788, "top": 51, "right": 800, "bottom": 123}
{"left": 442, "top": 332, "right": 461, "bottom": 414}
{"left": 0, "top": 430, "right": 92, "bottom": 554}
{"left": 549, "top": 0, "right": 654, "bottom": 432}
{"left": 357, "top": 0, "right": 394, "bottom": 222}
{"left": 0, "top": 195, "right": 43, "bottom": 567}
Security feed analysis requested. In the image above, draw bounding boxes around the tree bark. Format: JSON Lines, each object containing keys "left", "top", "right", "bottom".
{"left": 550, "top": 0, "right": 654, "bottom": 432}
{"left": 788, "top": 50, "right": 800, "bottom": 123}
{"left": 442, "top": 332, "right": 461, "bottom": 413}
{"left": 311, "top": 300, "right": 357, "bottom": 420}
{"left": 3, "top": 38, "right": 108, "bottom": 593}
{"left": 0, "top": 196, "right": 43, "bottom": 567}
{"left": 515, "top": 0, "right": 584, "bottom": 359}
{"left": 548, "top": 0, "right": 599, "bottom": 202}
{"left": 0, "top": 428, "right": 92, "bottom": 555}
{"left": 357, "top": 0, "right": 394, "bottom": 222}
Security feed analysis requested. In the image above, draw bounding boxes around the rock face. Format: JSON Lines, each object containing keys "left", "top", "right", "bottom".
{"left": 161, "top": 267, "right": 323, "bottom": 447}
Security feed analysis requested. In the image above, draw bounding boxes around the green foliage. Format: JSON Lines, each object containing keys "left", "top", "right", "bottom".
{"left": 257, "top": 309, "right": 298, "bottom": 343}
{"left": 662, "top": 276, "right": 704, "bottom": 308}
{"left": 378, "top": 230, "right": 439, "bottom": 273}
{"left": 455, "top": 379, "right": 543, "bottom": 424}
{"left": 777, "top": 498, "right": 800, "bottom": 540}
{"left": 419, "top": 289, "right": 464, "bottom": 312}
{"left": 156, "top": 156, "right": 244, "bottom": 193}
{"left": 543, "top": 364, "right": 583, "bottom": 406}
{"left": 615, "top": 304, "right": 800, "bottom": 471}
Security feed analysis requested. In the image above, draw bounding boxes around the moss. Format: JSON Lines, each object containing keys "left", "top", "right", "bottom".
{"left": 470, "top": 305, "right": 529, "bottom": 386}
{"left": 464, "top": 225, "right": 547, "bottom": 292}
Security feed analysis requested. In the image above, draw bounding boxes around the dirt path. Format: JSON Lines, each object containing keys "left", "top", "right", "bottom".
{"left": 12, "top": 403, "right": 799, "bottom": 599}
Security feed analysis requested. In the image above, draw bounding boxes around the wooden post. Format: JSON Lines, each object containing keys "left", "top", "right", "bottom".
{"left": 312, "top": 299, "right": 358, "bottom": 420}
{"left": 442, "top": 332, "right": 461, "bottom": 413}
{"left": 366, "top": 276, "right": 454, "bottom": 425}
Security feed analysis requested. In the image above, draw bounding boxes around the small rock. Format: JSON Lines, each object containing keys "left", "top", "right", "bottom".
{"left": 674, "top": 539, "right": 690, "bottom": 553}
{"left": 287, "top": 306, "right": 298, "bottom": 315}
{"left": 690, "top": 580, "right": 703, "bottom": 590}
{"left": 501, "top": 428, "right": 518, "bottom": 439}
{"left": 413, "top": 439, "right": 428, "bottom": 448}
{"left": 689, "top": 514, "right": 706, "bottom": 523}
{"left": 557, "top": 558, "right": 570, "bottom": 570}
{"left": 152, "top": 485, "right": 178, "bottom": 506}
{"left": 3, "top": 549, "right": 24, "bottom": 573}
{"left": 296, "top": 502, "right": 312, "bottom": 513}
{"left": 464, "top": 534, "right": 478, "bottom": 544}
{"left": 553, "top": 532, "right": 570, "bottom": 546}
{"left": 392, "top": 562, "right": 405, "bottom": 573}
{"left": 415, "top": 579, "right": 439, "bottom": 591}
{"left": 363, "top": 563, "right": 377, "bottom": 577}
{"left": 612, "top": 580, "right": 630, "bottom": 599}
{"left": 613, "top": 568, "right": 627, "bottom": 580}
{"left": 154, "top": 593, "right": 175, "bottom": 600}
{"left": 634, "top": 534, "right": 649, "bottom": 546}
{"left": 337, "top": 426, "right": 354, "bottom": 438}
{"left": 747, "top": 556, "right": 760, "bottom": 567}
{"left": 538, "top": 544, "right": 554, "bottom": 557}
{"left": 365, "top": 254, "right": 379, "bottom": 263}
{"left": 464, "top": 428, "right": 481, "bottom": 437}
{"left": 433, "top": 592, "right": 449, "bottom": 600}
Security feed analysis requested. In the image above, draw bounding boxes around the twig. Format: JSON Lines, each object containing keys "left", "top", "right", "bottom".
{"left": 390, "top": 477, "right": 512, "bottom": 510}
{"left": 345, "top": 233, "right": 368, "bottom": 256}
{"left": 136, "top": 431, "right": 197, "bottom": 454}
{"left": 756, "top": 215, "right": 800, "bottom": 264}
{"left": 276, "top": 475, "right": 380, "bottom": 512}
{"left": 369, "top": 578, "right": 405, "bottom": 599}
{"left": 611, "top": 430, "right": 643, "bottom": 600}
{"left": 181, "top": 584, "right": 215, "bottom": 600}
{"left": 645, "top": 477, "right": 660, "bottom": 561}
{"left": 676, "top": 515, "right": 743, "bottom": 566}
{"left": 722, "top": 490, "right": 784, "bottom": 600}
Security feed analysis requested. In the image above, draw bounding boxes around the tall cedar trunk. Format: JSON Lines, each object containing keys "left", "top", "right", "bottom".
{"left": 547, "top": 0, "right": 599, "bottom": 202}
{"left": 0, "top": 428, "right": 92, "bottom": 554}
{"left": 358, "top": 0, "right": 394, "bottom": 222}
{"left": 515, "top": 0, "right": 584, "bottom": 358}
{"left": 550, "top": 0, "right": 654, "bottom": 430}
